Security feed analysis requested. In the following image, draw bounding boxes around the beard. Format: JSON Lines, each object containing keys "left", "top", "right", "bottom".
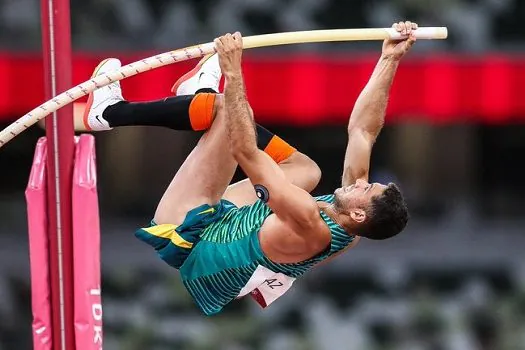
{"left": 333, "top": 191, "right": 346, "bottom": 212}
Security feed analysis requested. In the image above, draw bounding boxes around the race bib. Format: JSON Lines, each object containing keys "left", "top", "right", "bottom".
{"left": 237, "top": 265, "right": 296, "bottom": 308}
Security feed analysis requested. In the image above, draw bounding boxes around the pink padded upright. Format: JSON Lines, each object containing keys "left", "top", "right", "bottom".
{"left": 72, "top": 134, "right": 103, "bottom": 350}
{"left": 25, "top": 137, "right": 52, "bottom": 350}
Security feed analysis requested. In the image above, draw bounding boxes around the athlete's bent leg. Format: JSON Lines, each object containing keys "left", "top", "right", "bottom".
{"left": 152, "top": 95, "right": 322, "bottom": 224}
{"left": 222, "top": 124, "right": 321, "bottom": 207}
{"left": 223, "top": 151, "right": 321, "bottom": 207}
{"left": 153, "top": 95, "right": 239, "bottom": 225}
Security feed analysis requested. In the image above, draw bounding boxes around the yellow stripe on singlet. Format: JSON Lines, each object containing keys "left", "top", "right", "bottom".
{"left": 143, "top": 224, "right": 193, "bottom": 249}
{"left": 197, "top": 207, "right": 216, "bottom": 215}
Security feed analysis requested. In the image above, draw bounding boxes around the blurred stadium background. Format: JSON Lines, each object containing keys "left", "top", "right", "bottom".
{"left": 1, "top": 0, "right": 525, "bottom": 349}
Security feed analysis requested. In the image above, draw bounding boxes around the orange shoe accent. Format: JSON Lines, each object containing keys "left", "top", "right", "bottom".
{"left": 263, "top": 136, "right": 297, "bottom": 163}
{"left": 189, "top": 93, "right": 216, "bottom": 131}
{"left": 82, "top": 58, "right": 111, "bottom": 131}
{"left": 171, "top": 54, "right": 214, "bottom": 95}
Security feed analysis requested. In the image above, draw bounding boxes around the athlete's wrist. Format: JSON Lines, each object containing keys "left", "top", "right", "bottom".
{"left": 379, "top": 53, "right": 401, "bottom": 64}
{"left": 223, "top": 68, "right": 243, "bottom": 80}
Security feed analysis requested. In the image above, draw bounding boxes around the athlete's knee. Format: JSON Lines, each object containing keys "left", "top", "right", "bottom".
{"left": 300, "top": 153, "right": 322, "bottom": 185}
{"left": 212, "top": 94, "right": 253, "bottom": 121}
{"left": 212, "top": 94, "right": 225, "bottom": 119}
{"left": 286, "top": 152, "right": 322, "bottom": 190}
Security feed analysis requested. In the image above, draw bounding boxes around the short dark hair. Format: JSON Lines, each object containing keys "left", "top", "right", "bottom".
{"left": 357, "top": 183, "right": 409, "bottom": 240}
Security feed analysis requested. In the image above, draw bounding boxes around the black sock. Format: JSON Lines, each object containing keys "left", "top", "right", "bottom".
{"left": 256, "top": 125, "right": 275, "bottom": 150}
{"left": 101, "top": 94, "right": 284, "bottom": 152}
{"left": 102, "top": 95, "right": 196, "bottom": 130}
{"left": 256, "top": 124, "right": 297, "bottom": 163}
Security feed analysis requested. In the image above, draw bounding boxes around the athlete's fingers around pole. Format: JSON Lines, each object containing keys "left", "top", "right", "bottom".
{"left": 219, "top": 33, "right": 235, "bottom": 54}
{"left": 233, "top": 32, "right": 242, "bottom": 41}
{"left": 217, "top": 33, "right": 233, "bottom": 53}
{"left": 226, "top": 33, "right": 237, "bottom": 52}
{"left": 223, "top": 33, "right": 234, "bottom": 51}
{"left": 391, "top": 21, "right": 419, "bottom": 39}
{"left": 233, "top": 32, "right": 243, "bottom": 49}
{"left": 221, "top": 34, "right": 231, "bottom": 51}
{"left": 405, "top": 21, "right": 413, "bottom": 36}
{"left": 405, "top": 21, "right": 418, "bottom": 35}
{"left": 398, "top": 21, "right": 407, "bottom": 36}
{"left": 215, "top": 36, "right": 229, "bottom": 56}
{"left": 214, "top": 38, "right": 222, "bottom": 53}
{"left": 406, "top": 21, "right": 418, "bottom": 42}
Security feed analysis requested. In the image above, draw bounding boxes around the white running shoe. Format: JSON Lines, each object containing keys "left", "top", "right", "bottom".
{"left": 171, "top": 54, "right": 222, "bottom": 96}
{"left": 82, "top": 58, "right": 124, "bottom": 131}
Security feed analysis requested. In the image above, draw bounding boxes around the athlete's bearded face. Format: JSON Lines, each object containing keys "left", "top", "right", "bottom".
{"left": 333, "top": 179, "right": 388, "bottom": 224}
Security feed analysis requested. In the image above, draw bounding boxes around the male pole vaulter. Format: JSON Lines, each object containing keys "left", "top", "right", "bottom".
{"left": 79, "top": 21, "right": 415, "bottom": 315}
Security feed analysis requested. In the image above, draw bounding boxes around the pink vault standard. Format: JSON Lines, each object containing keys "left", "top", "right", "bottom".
{"left": 26, "top": 134, "right": 103, "bottom": 350}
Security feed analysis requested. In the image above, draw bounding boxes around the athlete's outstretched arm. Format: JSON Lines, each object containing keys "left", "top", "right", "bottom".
{"left": 215, "top": 33, "right": 324, "bottom": 233}
{"left": 342, "top": 20, "right": 417, "bottom": 186}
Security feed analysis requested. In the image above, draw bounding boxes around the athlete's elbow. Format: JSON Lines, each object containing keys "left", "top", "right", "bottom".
{"left": 347, "top": 123, "right": 365, "bottom": 136}
{"left": 348, "top": 122, "right": 382, "bottom": 140}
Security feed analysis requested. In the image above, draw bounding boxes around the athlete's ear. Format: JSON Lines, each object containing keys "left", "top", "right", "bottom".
{"left": 350, "top": 208, "right": 366, "bottom": 223}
